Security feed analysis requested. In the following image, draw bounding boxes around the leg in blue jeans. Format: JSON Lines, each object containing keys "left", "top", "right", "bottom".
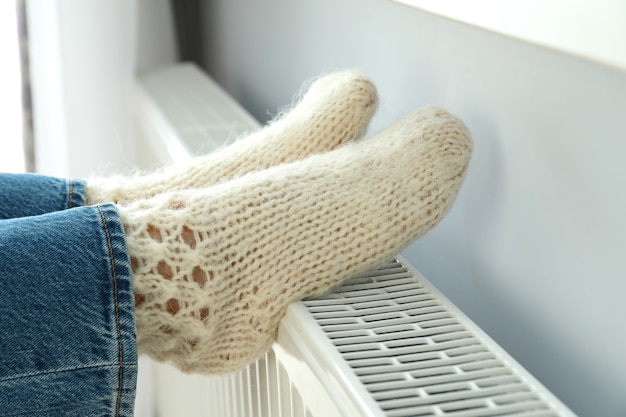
{"left": 0, "top": 173, "right": 137, "bottom": 417}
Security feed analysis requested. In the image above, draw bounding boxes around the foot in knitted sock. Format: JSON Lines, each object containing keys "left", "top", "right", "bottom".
{"left": 120, "top": 105, "right": 472, "bottom": 374}
{"left": 87, "top": 70, "right": 378, "bottom": 205}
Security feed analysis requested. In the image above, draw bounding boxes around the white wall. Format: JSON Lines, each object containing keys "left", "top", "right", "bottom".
{"left": 0, "top": 1, "right": 25, "bottom": 173}
{"left": 27, "top": 0, "right": 137, "bottom": 177}
{"left": 201, "top": 1, "right": 626, "bottom": 416}
{"left": 27, "top": 0, "right": 176, "bottom": 178}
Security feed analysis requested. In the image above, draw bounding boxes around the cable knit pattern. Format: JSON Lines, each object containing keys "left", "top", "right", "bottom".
{"left": 118, "top": 106, "right": 472, "bottom": 374}
{"left": 86, "top": 70, "right": 378, "bottom": 205}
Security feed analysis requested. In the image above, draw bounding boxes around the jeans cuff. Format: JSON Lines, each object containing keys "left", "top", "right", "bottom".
{"left": 69, "top": 178, "right": 87, "bottom": 208}
{"left": 96, "top": 203, "right": 138, "bottom": 416}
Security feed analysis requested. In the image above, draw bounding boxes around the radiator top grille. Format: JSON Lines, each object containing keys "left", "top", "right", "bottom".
{"left": 303, "top": 259, "right": 564, "bottom": 417}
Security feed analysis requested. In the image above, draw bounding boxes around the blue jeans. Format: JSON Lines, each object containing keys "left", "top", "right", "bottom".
{"left": 0, "top": 173, "right": 137, "bottom": 416}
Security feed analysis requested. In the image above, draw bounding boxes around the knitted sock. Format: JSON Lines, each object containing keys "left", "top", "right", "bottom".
{"left": 119, "top": 105, "right": 472, "bottom": 374}
{"left": 87, "top": 70, "right": 378, "bottom": 205}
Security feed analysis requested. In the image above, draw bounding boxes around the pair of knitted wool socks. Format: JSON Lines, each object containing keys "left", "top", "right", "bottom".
{"left": 87, "top": 71, "right": 472, "bottom": 374}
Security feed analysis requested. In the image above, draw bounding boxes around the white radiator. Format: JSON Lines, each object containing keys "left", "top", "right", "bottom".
{"left": 134, "top": 63, "right": 576, "bottom": 417}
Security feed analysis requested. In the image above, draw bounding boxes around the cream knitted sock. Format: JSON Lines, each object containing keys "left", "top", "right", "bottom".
{"left": 87, "top": 70, "right": 378, "bottom": 205}
{"left": 119, "top": 105, "right": 472, "bottom": 374}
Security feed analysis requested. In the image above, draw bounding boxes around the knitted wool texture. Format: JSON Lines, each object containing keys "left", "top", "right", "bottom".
{"left": 119, "top": 105, "right": 473, "bottom": 374}
{"left": 87, "top": 70, "right": 378, "bottom": 205}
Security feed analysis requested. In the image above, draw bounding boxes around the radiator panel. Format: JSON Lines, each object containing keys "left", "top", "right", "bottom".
{"left": 297, "top": 259, "right": 570, "bottom": 417}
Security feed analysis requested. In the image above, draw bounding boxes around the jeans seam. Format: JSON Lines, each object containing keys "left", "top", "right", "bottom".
{"left": 0, "top": 362, "right": 135, "bottom": 383}
{"left": 68, "top": 179, "right": 73, "bottom": 209}
{"left": 97, "top": 205, "right": 124, "bottom": 417}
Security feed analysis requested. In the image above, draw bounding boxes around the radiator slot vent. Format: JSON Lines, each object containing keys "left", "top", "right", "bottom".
{"left": 303, "top": 259, "right": 562, "bottom": 417}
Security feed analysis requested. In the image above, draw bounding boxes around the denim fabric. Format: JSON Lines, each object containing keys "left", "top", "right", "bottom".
{"left": 0, "top": 174, "right": 137, "bottom": 416}
{"left": 0, "top": 173, "right": 87, "bottom": 219}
